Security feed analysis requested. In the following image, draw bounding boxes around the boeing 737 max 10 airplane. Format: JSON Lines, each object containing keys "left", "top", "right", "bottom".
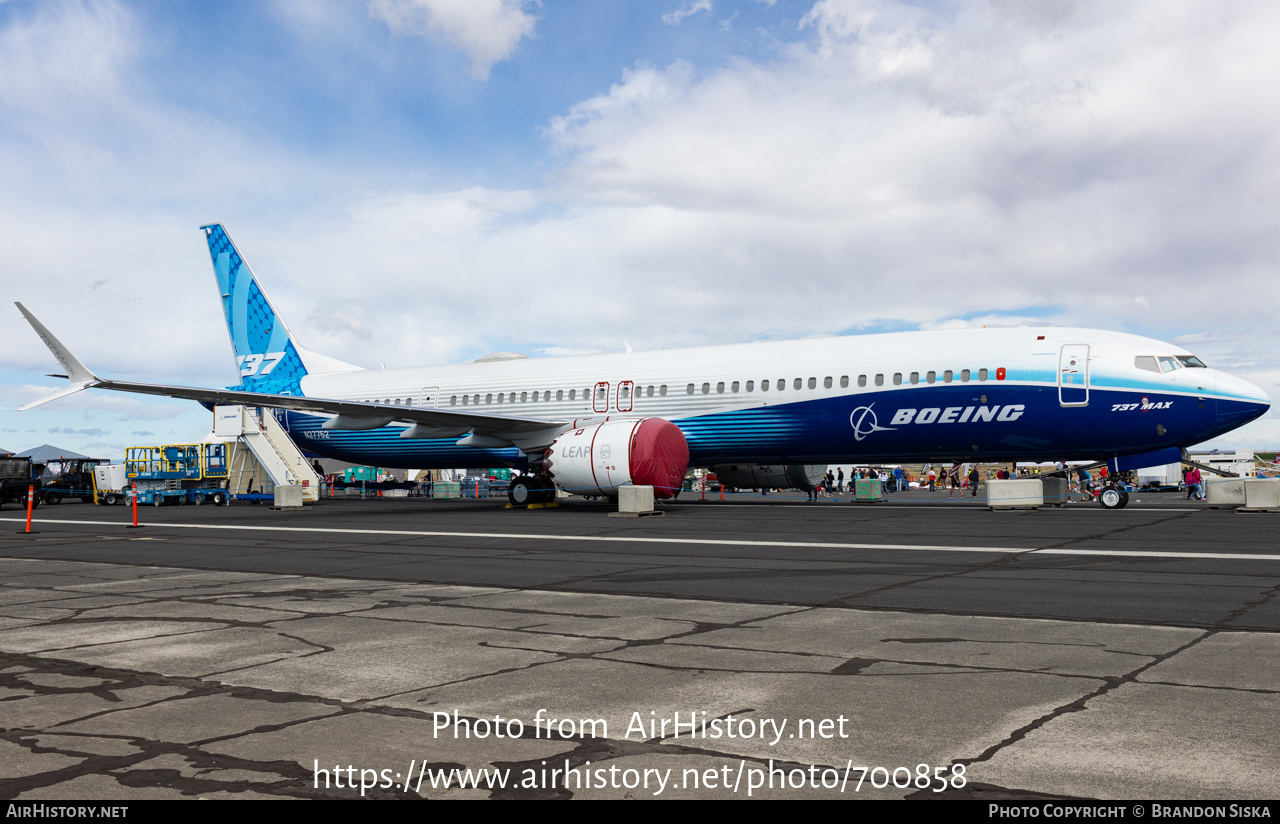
{"left": 15, "top": 224, "right": 1271, "bottom": 508}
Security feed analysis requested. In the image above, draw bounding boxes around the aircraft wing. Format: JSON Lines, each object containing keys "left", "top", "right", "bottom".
{"left": 15, "top": 302, "right": 566, "bottom": 437}
{"left": 91, "top": 379, "right": 566, "bottom": 434}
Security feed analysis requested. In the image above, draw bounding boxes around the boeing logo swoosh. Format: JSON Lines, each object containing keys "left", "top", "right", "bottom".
{"left": 850, "top": 404, "right": 895, "bottom": 441}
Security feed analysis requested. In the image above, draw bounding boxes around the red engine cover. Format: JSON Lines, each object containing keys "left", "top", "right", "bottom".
{"left": 628, "top": 418, "right": 690, "bottom": 499}
{"left": 545, "top": 418, "right": 689, "bottom": 499}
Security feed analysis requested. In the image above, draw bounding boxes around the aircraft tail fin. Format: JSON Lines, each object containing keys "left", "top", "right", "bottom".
{"left": 201, "top": 223, "right": 358, "bottom": 394}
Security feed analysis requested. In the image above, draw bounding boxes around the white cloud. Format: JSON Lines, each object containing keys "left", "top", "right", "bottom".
{"left": 368, "top": 0, "right": 538, "bottom": 78}
{"left": 662, "top": 0, "right": 712, "bottom": 26}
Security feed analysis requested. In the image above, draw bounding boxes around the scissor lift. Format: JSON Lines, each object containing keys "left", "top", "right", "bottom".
{"left": 123, "top": 443, "right": 230, "bottom": 506}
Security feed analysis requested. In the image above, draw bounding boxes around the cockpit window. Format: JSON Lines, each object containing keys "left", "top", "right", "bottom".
{"left": 1176, "top": 355, "right": 1207, "bottom": 368}
{"left": 1134, "top": 356, "right": 1159, "bottom": 373}
{"left": 1157, "top": 356, "right": 1183, "bottom": 372}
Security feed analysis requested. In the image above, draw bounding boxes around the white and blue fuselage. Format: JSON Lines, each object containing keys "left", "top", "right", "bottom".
{"left": 285, "top": 327, "right": 1268, "bottom": 470}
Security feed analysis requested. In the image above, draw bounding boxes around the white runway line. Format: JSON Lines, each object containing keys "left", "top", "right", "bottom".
{"left": 4, "top": 517, "right": 1280, "bottom": 561}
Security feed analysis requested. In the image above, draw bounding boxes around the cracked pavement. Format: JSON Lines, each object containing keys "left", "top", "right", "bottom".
{"left": 1, "top": 497, "right": 1277, "bottom": 799}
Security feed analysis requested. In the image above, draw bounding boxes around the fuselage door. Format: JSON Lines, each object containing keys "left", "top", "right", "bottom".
{"left": 1058, "top": 345, "right": 1090, "bottom": 407}
{"left": 593, "top": 382, "right": 610, "bottom": 413}
{"left": 617, "top": 381, "right": 634, "bottom": 412}
{"left": 418, "top": 386, "right": 441, "bottom": 408}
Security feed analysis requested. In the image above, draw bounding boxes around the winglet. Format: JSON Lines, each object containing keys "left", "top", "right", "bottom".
{"left": 14, "top": 302, "right": 101, "bottom": 410}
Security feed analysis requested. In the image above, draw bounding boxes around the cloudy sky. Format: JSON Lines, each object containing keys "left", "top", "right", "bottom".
{"left": 1, "top": 0, "right": 1277, "bottom": 459}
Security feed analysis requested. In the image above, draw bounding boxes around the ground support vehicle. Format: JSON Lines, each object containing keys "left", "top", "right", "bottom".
{"left": 121, "top": 444, "right": 230, "bottom": 506}
{"left": 38, "top": 459, "right": 105, "bottom": 505}
{"left": 0, "top": 457, "right": 41, "bottom": 509}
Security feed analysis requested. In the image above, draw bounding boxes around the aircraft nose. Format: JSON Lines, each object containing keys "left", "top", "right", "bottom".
{"left": 1213, "top": 371, "right": 1270, "bottom": 428}
{"left": 1216, "top": 372, "right": 1270, "bottom": 406}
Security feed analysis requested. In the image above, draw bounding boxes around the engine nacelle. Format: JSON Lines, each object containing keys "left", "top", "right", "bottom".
{"left": 546, "top": 418, "right": 689, "bottom": 499}
{"left": 710, "top": 464, "right": 825, "bottom": 492}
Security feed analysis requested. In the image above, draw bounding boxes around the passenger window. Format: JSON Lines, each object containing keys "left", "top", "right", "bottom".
{"left": 486, "top": 394, "right": 493, "bottom": 404}
{"left": 556, "top": 390, "right": 563, "bottom": 401}
{"left": 978, "top": 369, "right": 988, "bottom": 381}
{"left": 858, "top": 375, "right": 867, "bottom": 387}
{"left": 840, "top": 376, "right": 849, "bottom": 388}
{"left": 716, "top": 382, "right": 724, "bottom": 394}
{"left": 761, "top": 380, "right": 770, "bottom": 391}
{"left": 496, "top": 394, "right": 503, "bottom": 404}
{"left": 460, "top": 395, "right": 468, "bottom": 406}
{"left": 910, "top": 372, "right": 919, "bottom": 385}
{"left": 926, "top": 371, "right": 936, "bottom": 384}
{"left": 807, "top": 377, "right": 816, "bottom": 389}
{"left": 961, "top": 369, "right": 970, "bottom": 382}
{"left": 778, "top": 378, "right": 786, "bottom": 391}
{"left": 569, "top": 389, "right": 575, "bottom": 401}
{"left": 824, "top": 376, "right": 832, "bottom": 389}
{"left": 793, "top": 378, "right": 802, "bottom": 390}
{"left": 731, "top": 381, "right": 739, "bottom": 392}
{"left": 520, "top": 392, "right": 527, "bottom": 402}
{"left": 647, "top": 385, "right": 655, "bottom": 397}
{"left": 875, "top": 374, "right": 884, "bottom": 386}
{"left": 687, "top": 384, "right": 695, "bottom": 395}
{"left": 893, "top": 373, "right": 902, "bottom": 385}
{"left": 746, "top": 380, "right": 754, "bottom": 391}
{"left": 659, "top": 385, "right": 667, "bottom": 396}
{"left": 702, "top": 382, "right": 711, "bottom": 394}
{"left": 944, "top": 370, "right": 953, "bottom": 383}
{"left": 450, "top": 395, "right": 457, "bottom": 406}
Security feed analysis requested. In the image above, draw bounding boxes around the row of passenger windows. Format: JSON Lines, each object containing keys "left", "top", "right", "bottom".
{"left": 443, "top": 386, "right": 672, "bottom": 406}
{"left": 357, "top": 368, "right": 1005, "bottom": 408}
{"left": 684, "top": 368, "right": 1002, "bottom": 395}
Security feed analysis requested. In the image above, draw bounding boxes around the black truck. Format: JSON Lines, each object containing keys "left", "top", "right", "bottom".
{"left": 35, "top": 459, "right": 102, "bottom": 505}
{"left": 0, "top": 457, "right": 41, "bottom": 509}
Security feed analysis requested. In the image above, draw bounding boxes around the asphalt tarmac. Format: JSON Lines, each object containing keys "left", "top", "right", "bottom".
{"left": 1, "top": 490, "right": 1276, "bottom": 800}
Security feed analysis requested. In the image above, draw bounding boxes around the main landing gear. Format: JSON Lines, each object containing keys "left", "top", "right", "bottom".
{"left": 508, "top": 475, "right": 557, "bottom": 507}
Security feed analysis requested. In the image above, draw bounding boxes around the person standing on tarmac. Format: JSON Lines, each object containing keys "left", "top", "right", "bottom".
{"left": 969, "top": 466, "right": 980, "bottom": 497}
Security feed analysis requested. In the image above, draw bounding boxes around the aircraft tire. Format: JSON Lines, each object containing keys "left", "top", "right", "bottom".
{"left": 508, "top": 477, "right": 535, "bottom": 507}
{"left": 1098, "top": 486, "right": 1125, "bottom": 510}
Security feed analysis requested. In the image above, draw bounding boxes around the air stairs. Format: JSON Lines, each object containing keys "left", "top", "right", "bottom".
{"left": 213, "top": 406, "right": 321, "bottom": 503}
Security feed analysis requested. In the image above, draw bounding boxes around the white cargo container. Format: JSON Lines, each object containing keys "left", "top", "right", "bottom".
{"left": 987, "top": 479, "right": 1044, "bottom": 510}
